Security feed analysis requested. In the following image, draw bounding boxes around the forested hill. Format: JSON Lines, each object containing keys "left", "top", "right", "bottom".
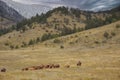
{"left": 16, "top": 6, "right": 120, "bottom": 31}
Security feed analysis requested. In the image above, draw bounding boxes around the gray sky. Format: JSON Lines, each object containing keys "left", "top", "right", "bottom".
{"left": 2, "top": 0, "right": 120, "bottom": 18}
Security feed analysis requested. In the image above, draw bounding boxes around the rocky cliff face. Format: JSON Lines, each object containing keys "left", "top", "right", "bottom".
{"left": 0, "top": 0, "right": 24, "bottom": 22}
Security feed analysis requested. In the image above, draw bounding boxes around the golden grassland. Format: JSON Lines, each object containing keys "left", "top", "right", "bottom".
{"left": 0, "top": 44, "right": 120, "bottom": 80}
{"left": 43, "top": 21, "right": 120, "bottom": 48}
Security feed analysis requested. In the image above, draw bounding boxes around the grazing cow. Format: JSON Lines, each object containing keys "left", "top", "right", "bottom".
{"left": 45, "top": 64, "right": 50, "bottom": 69}
{"left": 54, "top": 64, "right": 60, "bottom": 68}
{"left": 22, "top": 68, "right": 29, "bottom": 71}
{"left": 77, "top": 61, "right": 82, "bottom": 66}
{"left": 37, "top": 65, "right": 44, "bottom": 69}
{"left": 28, "top": 67, "right": 36, "bottom": 70}
{"left": 1, "top": 68, "right": 6, "bottom": 72}
{"left": 49, "top": 64, "right": 54, "bottom": 69}
{"left": 65, "top": 65, "right": 70, "bottom": 68}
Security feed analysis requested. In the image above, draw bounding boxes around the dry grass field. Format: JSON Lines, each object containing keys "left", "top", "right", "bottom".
{"left": 0, "top": 44, "right": 120, "bottom": 80}
{"left": 0, "top": 21, "right": 120, "bottom": 80}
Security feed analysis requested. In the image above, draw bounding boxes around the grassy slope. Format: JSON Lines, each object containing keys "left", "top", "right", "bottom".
{"left": 0, "top": 11, "right": 86, "bottom": 50}
{"left": 43, "top": 20, "right": 120, "bottom": 48}
{"left": 0, "top": 21, "right": 120, "bottom": 80}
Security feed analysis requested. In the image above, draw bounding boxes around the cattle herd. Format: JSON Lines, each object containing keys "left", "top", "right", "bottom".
{"left": 0, "top": 61, "right": 81, "bottom": 72}
{"left": 22, "top": 64, "right": 60, "bottom": 71}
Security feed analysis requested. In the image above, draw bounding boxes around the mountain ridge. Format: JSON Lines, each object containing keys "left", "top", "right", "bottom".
{"left": 0, "top": 0, "right": 24, "bottom": 22}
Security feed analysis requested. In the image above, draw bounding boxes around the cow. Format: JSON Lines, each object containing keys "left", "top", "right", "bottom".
{"left": 45, "top": 64, "right": 50, "bottom": 69}
{"left": 54, "top": 64, "right": 60, "bottom": 68}
{"left": 49, "top": 64, "right": 54, "bottom": 69}
{"left": 77, "top": 61, "right": 82, "bottom": 66}
{"left": 22, "top": 68, "right": 28, "bottom": 71}
{"left": 37, "top": 65, "right": 44, "bottom": 69}
{"left": 1, "top": 68, "right": 6, "bottom": 72}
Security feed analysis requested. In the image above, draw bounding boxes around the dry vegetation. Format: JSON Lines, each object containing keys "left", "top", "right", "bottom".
{"left": 0, "top": 43, "right": 120, "bottom": 80}
{"left": 43, "top": 21, "right": 120, "bottom": 48}
{"left": 0, "top": 21, "right": 120, "bottom": 80}
{"left": 0, "top": 11, "right": 85, "bottom": 50}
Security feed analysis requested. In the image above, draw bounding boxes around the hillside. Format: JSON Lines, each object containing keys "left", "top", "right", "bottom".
{"left": 43, "top": 21, "right": 120, "bottom": 48}
{"left": 0, "top": 6, "right": 120, "bottom": 50}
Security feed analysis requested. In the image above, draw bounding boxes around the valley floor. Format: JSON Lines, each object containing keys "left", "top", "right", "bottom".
{"left": 0, "top": 44, "right": 120, "bottom": 80}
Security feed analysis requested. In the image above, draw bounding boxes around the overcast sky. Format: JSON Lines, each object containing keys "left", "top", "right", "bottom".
{"left": 2, "top": 0, "right": 120, "bottom": 18}
{"left": 11, "top": 0, "right": 120, "bottom": 10}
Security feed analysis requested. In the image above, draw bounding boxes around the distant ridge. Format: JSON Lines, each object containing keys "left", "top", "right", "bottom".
{"left": 0, "top": 0, "right": 24, "bottom": 22}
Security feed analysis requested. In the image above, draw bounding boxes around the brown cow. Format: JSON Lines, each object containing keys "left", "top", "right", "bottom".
{"left": 37, "top": 65, "right": 44, "bottom": 69}
{"left": 22, "top": 67, "right": 29, "bottom": 71}
{"left": 54, "top": 64, "right": 60, "bottom": 68}
{"left": 49, "top": 64, "right": 54, "bottom": 69}
{"left": 45, "top": 64, "right": 50, "bottom": 69}
{"left": 1, "top": 68, "right": 6, "bottom": 72}
{"left": 77, "top": 61, "right": 82, "bottom": 66}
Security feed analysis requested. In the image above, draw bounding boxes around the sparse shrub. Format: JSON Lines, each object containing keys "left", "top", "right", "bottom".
{"left": 4, "top": 43, "right": 9, "bottom": 46}
{"left": 85, "top": 36, "right": 88, "bottom": 38}
{"left": 104, "top": 32, "right": 109, "bottom": 39}
{"left": 116, "top": 24, "right": 120, "bottom": 28}
{"left": 94, "top": 41, "right": 99, "bottom": 44}
{"left": 28, "top": 39, "right": 35, "bottom": 45}
{"left": 60, "top": 45, "right": 64, "bottom": 49}
{"left": 15, "top": 45, "right": 19, "bottom": 49}
{"left": 53, "top": 39, "right": 61, "bottom": 43}
{"left": 42, "top": 27, "right": 45, "bottom": 30}
{"left": 41, "top": 34, "right": 50, "bottom": 41}
{"left": 36, "top": 37, "right": 41, "bottom": 43}
{"left": 21, "top": 45, "right": 24, "bottom": 48}
{"left": 8, "top": 36, "right": 11, "bottom": 39}
{"left": 10, "top": 45, "right": 14, "bottom": 49}
{"left": 75, "top": 40, "right": 78, "bottom": 43}
{"left": 69, "top": 42, "right": 74, "bottom": 44}
{"left": 18, "top": 35, "right": 21, "bottom": 37}
{"left": 50, "top": 30, "right": 53, "bottom": 33}
{"left": 70, "top": 36, "right": 73, "bottom": 38}
{"left": 45, "top": 30, "right": 49, "bottom": 32}
{"left": 102, "top": 40, "right": 107, "bottom": 43}
{"left": 22, "top": 42, "right": 27, "bottom": 47}
{"left": 111, "top": 32, "right": 116, "bottom": 36}
{"left": 75, "top": 35, "right": 78, "bottom": 37}
{"left": 41, "top": 33, "right": 59, "bottom": 42}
